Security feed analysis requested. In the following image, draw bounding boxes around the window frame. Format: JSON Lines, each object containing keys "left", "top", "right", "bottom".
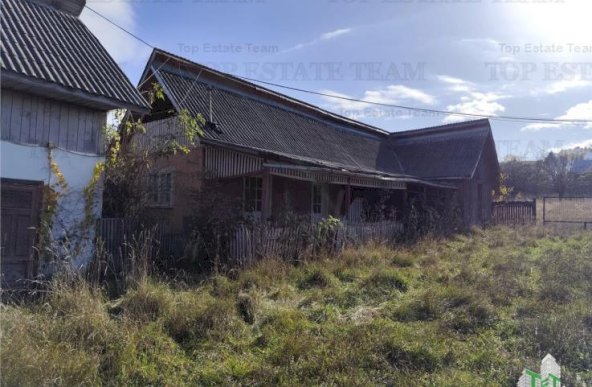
{"left": 312, "top": 183, "right": 323, "bottom": 215}
{"left": 148, "top": 169, "right": 174, "bottom": 208}
{"left": 243, "top": 176, "right": 263, "bottom": 214}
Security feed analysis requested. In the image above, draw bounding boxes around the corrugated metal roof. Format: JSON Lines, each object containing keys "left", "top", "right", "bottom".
{"left": 156, "top": 69, "right": 406, "bottom": 176}
{"left": 388, "top": 120, "right": 493, "bottom": 179}
{"left": 142, "top": 50, "right": 496, "bottom": 182}
{"left": 1, "top": 0, "right": 149, "bottom": 111}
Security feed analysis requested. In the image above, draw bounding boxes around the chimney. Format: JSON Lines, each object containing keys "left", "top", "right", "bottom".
{"left": 31, "top": 0, "right": 86, "bottom": 16}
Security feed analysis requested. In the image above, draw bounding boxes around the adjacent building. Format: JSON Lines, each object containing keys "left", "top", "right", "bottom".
{"left": 0, "top": 0, "right": 149, "bottom": 285}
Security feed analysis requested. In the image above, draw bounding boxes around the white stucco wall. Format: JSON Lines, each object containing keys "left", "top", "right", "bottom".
{"left": 0, "top": 140, "right": 104, "bottom": 270}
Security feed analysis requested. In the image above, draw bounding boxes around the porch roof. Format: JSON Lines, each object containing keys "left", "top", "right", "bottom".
{"left": 263, "top": 163, "right": 456, "bottom": 190}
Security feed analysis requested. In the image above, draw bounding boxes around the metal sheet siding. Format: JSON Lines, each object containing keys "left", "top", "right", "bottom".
{"left": 1, "top": 0, "right": 149, "bottom": 110}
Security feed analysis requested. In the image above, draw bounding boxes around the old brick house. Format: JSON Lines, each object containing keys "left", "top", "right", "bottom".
{"left": 133, "top": 49, "right": 499, "bottom": 234}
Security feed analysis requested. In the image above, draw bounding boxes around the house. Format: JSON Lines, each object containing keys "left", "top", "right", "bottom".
{"left": 0, "top": 0, "right": 149, "bottom": 285}
{"left": 388, "top": 120, "right": 500, "bottom": 226}
{"left": 132, "top": 49, "right": 499, "bottom": 233}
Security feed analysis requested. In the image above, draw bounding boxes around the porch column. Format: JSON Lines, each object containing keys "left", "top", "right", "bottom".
{"left": 262, "top": 169, "right": 272, "bottom": 220}
{"left": 345, "top": 182, "right": 352, "bottom": 221}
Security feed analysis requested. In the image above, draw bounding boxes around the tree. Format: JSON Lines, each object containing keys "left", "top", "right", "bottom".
{"left": 542, "top": 150, "right": 582, "bottom": 198}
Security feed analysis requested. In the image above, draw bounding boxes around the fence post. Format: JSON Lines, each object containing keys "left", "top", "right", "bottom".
{"left": 532, "top": 198, "right": 536, "bottom": 223}
{"left": 542, "top": 197, "right": 546, "bottom": 225}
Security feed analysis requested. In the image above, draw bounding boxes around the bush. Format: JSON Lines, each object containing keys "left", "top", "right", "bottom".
{"left": 360, "top": 268, "right": 408, "bottom": 301}
{"left": 297, "top": 266, "right": 336, "bottom": 290}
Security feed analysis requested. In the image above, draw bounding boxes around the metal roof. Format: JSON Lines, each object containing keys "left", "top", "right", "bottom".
{"left": 155, "top": 68, "right": 406, "bottom": 176}
{"left": 1, "top": 0, "right": 150, "bottom": 112}
{"left": 141, "top": 50, "right": 497, "bottom": 183}
{"left": 388, "top": 120, "right": 495, "bottom": 179}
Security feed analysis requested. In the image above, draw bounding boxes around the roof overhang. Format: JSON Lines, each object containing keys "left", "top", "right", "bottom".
{"left": 1, "top": 71, "right": 150, "bottom": 114}
{"left": 263, "top": 163, "right": 455, "bottom": 190}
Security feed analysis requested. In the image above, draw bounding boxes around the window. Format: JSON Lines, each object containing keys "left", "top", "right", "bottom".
{"left": 148, "top": 171, "right": 173, "bottom": 207}
{"left": 312, "top": 184, "right": 322, "bottom": 214}
{"left": 243, "top": 176, "right": 263, "bottom": 212}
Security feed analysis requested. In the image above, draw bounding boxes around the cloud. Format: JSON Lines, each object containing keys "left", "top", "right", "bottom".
{"left": 557, "top": 100, "right": 592, "bottom": 125}
{"left": 550, "top": 138, "right": 592, "bottom": 154}
{"left": 285, "top": 28, "right": 352, "bottom": 52}
{"left": 320, "top": 28, "right": 352, "bottom": 40}
{"left": 320, "top": 85, "right": 436, "bottom": 119}
{"left": 521, "top": 100, "right": 592, "bottom": 131}
{"left": 437, "top": 75, "right": 474, "bottom": 93}
{"left": 443, "top": 92, "right": 506, "bottom": 123}
{"left": 436, "top": 75, "right": 506, "bottom": 123}
{"left": 532, "top": 76, "right": 592, "bottom": 96}
{"left": 521, "top": 123, "right": 562, "bottom": 132}
{"left": 80, "top": 1, "right": 149, "bottom": 68}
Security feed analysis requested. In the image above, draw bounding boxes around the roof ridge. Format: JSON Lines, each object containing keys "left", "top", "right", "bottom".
{"left": 389, "top": 118, "right": 491, "bottom": 138}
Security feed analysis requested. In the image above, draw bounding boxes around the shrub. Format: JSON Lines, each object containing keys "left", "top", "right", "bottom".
{"left": 115, "top": 280, "right": 175, "bottom": 322}
{"left": 237, "top": 292, "right": 256, "bottom": 324}
{"left": 297, "top": 266, "right": 336, "bottom": 290}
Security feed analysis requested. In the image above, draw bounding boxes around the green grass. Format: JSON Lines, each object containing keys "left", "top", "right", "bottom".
{"left": 2, "top": 226, "right": 592, "bottom": 386}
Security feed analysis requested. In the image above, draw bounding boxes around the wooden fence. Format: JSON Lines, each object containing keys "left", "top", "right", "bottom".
{"left": 491, "top": 200, "right": 537, "bottom": 225}
{"left": 96, "top": 218, "right": 403, "bottom": 268}
{"left": 95, "top": 218, "right": 183, "bottom": 263}
{"left": 229, "top": 220, "right": 403, "bottom": 266}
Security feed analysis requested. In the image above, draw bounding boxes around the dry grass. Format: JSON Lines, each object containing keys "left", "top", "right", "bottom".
{"left": 1, "top": 226, "right": 591, "bottom": 386}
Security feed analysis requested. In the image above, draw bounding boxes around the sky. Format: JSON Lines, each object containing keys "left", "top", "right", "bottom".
{"left": 80, "top": 0, "right": 592, "bottom": 160}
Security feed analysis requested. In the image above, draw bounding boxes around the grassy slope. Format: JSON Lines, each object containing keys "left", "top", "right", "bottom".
{"left": 2, "top": 227, "right": 591, "bottom": 386}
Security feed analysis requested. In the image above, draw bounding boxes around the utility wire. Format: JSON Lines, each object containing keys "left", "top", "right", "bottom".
{"left": 84, "top": 5, "right": 592, "bottom": 126}
{"left": 237, "top": 76, "right": 591, "bottom": 125}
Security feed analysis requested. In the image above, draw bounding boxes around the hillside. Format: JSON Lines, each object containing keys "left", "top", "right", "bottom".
{"left": 2, "top": 227, "right": 591, "bottom": 386}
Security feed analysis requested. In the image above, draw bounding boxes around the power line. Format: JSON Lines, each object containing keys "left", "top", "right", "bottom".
{"left": 237, "top": 76, "right": 592, "bottom": 125}
{"left": 84, "top": 6, "right": 592, "bottom": 126}
{"left": 85, "top": 6, "right": 154, "bottom": 49}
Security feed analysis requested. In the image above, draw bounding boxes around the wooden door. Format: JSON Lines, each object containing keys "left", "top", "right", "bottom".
{"left": 1, "top": 179, "right": 43, "bottom": 287}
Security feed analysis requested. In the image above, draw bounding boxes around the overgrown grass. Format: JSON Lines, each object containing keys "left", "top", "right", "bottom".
{"left": 2, "top": 226, "right": 592, "bottom": 385}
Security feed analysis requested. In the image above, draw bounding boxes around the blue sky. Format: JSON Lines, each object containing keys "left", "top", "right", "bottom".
{"left": 81, "top": 0, "right": 592, "bottom": 160}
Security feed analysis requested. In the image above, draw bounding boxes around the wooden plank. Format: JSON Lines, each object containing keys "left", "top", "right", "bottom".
{"left": 1, "top": 89, "right": 14, "bottom": 139}
{"left": 77, "top": 109, "right": 87, "bottom": 152}
{"left": 41, "top": 98, "right": 51, "bottom": 145}
{"left": 9, "top": 91, "right": 23, "bottom": 142}
{"left": 20, "top": 94, "right": 32, "bottom": 143}
{"left": 65, "top": 105, "right": 79, "bottom": 150}
{"left": 28, "top": 96, "right": 39, "bottom": 143}
{"left": 48, "top": 100, "right": 61, "bottom": 146}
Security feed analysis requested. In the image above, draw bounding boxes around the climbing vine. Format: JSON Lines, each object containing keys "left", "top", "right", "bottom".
{"left": 102, "top": 82, "right": 205, "bottom": 218}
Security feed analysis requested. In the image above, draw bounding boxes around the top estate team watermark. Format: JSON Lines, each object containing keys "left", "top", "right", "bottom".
{"left": 500, "top": 43, "right": 592, "bottom": 55}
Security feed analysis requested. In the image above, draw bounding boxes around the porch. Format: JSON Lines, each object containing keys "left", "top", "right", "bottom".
{"left": 203, "top": 145, "right": 454, "bottom": 224}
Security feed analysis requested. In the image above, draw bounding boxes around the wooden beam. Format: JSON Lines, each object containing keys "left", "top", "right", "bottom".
{"left": 262, "top": 169, "right": 272, "bottom": 220}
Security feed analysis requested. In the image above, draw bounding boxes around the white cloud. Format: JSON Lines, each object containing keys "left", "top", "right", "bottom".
{"left": 443, "top": 92, "right": 505, "bottom": 123}
{"left": 557, "top": 100, "right": 592, "bottom": 125}
{"left": 531, "top": 76, "right": 592, "bottom": 96}
{"left": 320, "top": 85, "right": 436, "bottom": 119}
{"left": 320, "top": 28, "right": 352, "bottom": 40}
{"left": 549, "top": 138, "right": 592, "bottom": 154}
{"left": 521, "top": 123, "right": 562, "bottom": 132}
{"left": 437, "top": 75, "right": 474, "bottom": 93}
{"left": 80, "top": 1, "right": 149, "bottom": 68}
{"left": 521, "top": 100, "right": 592, "bottom": 131}
{"left": 285, "top": 28, "right": 352, "bottom": 52}
{"left": 436, "top": 75, "right": 506, "bottom": 123}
